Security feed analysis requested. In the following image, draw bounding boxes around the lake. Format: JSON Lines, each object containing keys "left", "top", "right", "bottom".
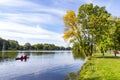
{"left": 0, "top": 51, "right": 86, "bottom": 80}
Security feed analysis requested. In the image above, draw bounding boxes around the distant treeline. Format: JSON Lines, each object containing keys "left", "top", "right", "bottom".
{"left": 0, "top": 37, "right": 71, "bottom": 51}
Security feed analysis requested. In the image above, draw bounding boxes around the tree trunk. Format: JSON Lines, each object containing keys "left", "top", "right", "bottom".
{"left": 114, "top": 42, "right": 117, "bottom": 57}
{"left": 102, "top": 51, "right": 104, "bottom": 58}
{"left": 114, "top": 50, "right": 118, "bottom": 57}
{"left": 101, "top": 47, "right": 104, "bottom": 58}
{"left": 114, "top": 52, "right": 116, "bottom": 57}
{"left": 90, "top": 44, "right": 93, "bottom": 56}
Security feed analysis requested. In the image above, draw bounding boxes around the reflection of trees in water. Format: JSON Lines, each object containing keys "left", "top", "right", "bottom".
{"left": 72, "top": 43, "right": 86, "bottom": 60}
{"left": 72, "top": 51, "right": 85, "bottom": 60}
{"left": 32, "top": 52, "right": 55, "bottom": 55}
{"left": 31, "top": 52, "right": 55, "bottom": 59}
{"left": 23, "top": 52, "right": 30, "bottom": 56}
{"left": 0, "top": 52, "right": 18, "bottom": 62}
{"left": 64, "top": 72, "right": 77, "bottom": 80}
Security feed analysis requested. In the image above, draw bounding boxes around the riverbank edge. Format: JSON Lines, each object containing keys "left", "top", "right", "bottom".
{"left": 77, "top": 56, "right": 92, "bottom": 80}
{"left": 77, "top": 53, "right": 120, "bottom": 80}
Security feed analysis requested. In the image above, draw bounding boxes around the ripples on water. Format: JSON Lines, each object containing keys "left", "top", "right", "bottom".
{"left": 0, "top": 51, "right": 85, "bottom": 80}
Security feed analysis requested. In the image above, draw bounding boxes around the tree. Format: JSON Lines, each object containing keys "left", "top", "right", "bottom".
{"left": 33, "top": 44, "right": 43, "bottom": 50}
{"left": 63, "top": 10, "right": 86, "bottom": 58}
{"left": 63, "top": 3, "right": 112, "bottom": 58}
{"left": 19, "top": 45, "right": 24, "bottom": 50}
{"left": 78, "top": 3, "right": 111, "bottom": 56}
{"left": 0, "top": 38, "right": 9, "bottom": 50}
{"left": 24, "top": 43, "right": 31, "bottom": 50}
{"left": 111, "top": 17, "right": 120, "bottom": 56}
{"left": 8, "top": 40, "right": 19, "bottom": 50}
{"left": 114, "top": 18, "right": 120, "bottom": 50}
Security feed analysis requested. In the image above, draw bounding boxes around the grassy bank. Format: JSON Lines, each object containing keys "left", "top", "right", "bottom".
{"left": 78, "top": 53, "right": 120, "bottom": 80}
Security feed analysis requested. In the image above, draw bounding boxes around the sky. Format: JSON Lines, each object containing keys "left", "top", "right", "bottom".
{"left": 0, "top": 0, "right": 120, "bottom": 47}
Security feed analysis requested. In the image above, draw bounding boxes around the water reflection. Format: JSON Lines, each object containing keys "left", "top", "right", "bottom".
{"left": 0, "top": 51, "right": 85, "bottom": 80}
{"left": 32, "top": 52, "right": 55, "bottom": 55}
{"left": 0, "top": 52, "right": 17, "bottom": 62}
{"left": 72, "top": 50, "right": 86, "bottom": 60}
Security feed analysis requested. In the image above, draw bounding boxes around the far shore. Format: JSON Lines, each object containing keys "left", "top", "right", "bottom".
{"left": 0, "top": 50, "right": 72, "bottom": 53}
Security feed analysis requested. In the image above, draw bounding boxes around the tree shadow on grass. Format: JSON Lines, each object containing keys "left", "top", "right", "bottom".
{"left": 95, "top": 56, "right": 120, "bottom": 59}
{"left": 84, "top": 77, "right": 101, "bottom": 80}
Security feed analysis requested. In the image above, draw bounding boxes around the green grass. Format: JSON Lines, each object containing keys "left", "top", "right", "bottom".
{"left": 78, "top": 53, "right": 120, "bottom": 80}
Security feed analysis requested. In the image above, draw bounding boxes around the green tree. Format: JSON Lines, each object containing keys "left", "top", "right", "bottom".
{"left": 19, "top": 45, "right": 24, "bottom": 50}
{"left": 113, "top": 18, "right": 120, "bottom": 50}
{"left": 0, "top": 38, "right": 9, "bottom": 50}
{"left": 33, "top": 44, "right": 43, "bottom": 50}
{"left": 24, "top": 43, "right": 31, "bottom": 50}
{"left": 8, "top": 40, "right": 19, "bottom": 50}
{"left": 111, "top": 17, "right": 120, "bottom": 56}
{"left": 78, "top": 3, "right": 111, "bottom": 56}
{"left": 63, "top": 3, "right": 113, "bottom": 58}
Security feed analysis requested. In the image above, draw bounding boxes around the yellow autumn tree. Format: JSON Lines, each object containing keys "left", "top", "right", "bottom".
{"left": 63, "top": 10, "right": 86, "bottom": 59}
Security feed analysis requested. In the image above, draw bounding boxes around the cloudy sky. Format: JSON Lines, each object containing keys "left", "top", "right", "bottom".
{"left": 0, "top": 0, "right": 120, "bottom": 46}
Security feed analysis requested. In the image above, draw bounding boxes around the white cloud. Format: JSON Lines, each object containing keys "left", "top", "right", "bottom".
{"left": 0, "top": 21, "right": 66, "bottom": 45}
{"left": 0, "top": 0, "right": 65, "bottom": 29}
{"left": 0, "top": 0, "right": 68, "bottom": 46}
{"left": 0, "top": 0, "right": 12, "bottom": 4}
{"left": 84, "top": 0, "right": 93, "bottom": 3}
{"left": 0, "top": 13, "right": 62, "bottom": 25}
{"left": 0, "top": 0, "right": 65, "bottom": 16}
{"left": 0, "top": 21, "right": 63, "bottom": 40}
{"left": 0, "top": 0, "right": 38, "bottom": 7}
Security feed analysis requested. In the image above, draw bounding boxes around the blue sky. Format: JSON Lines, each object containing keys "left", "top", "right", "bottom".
{"left": 0, "top": 0, "right": 120, "bottom": 47}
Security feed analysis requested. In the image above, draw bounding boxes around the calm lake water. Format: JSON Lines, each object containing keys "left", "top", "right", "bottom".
{"left": 0, "top": 51, "right": 85, "bottom": 80}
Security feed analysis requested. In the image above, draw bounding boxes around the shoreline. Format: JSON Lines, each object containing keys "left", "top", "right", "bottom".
{"left": 0, "top": 50, "right": 72, "bottom": 53}
{"left": 77, "top": 53, "right": 120, "bottom": 80}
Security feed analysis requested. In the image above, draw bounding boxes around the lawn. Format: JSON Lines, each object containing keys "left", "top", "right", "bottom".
{"left": 78, "top": 53, "right": 120, "bottom": 80}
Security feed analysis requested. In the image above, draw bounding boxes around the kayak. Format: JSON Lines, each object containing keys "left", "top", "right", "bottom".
{"left": 15, "top": 56, "right": 29, "bottom": 60}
